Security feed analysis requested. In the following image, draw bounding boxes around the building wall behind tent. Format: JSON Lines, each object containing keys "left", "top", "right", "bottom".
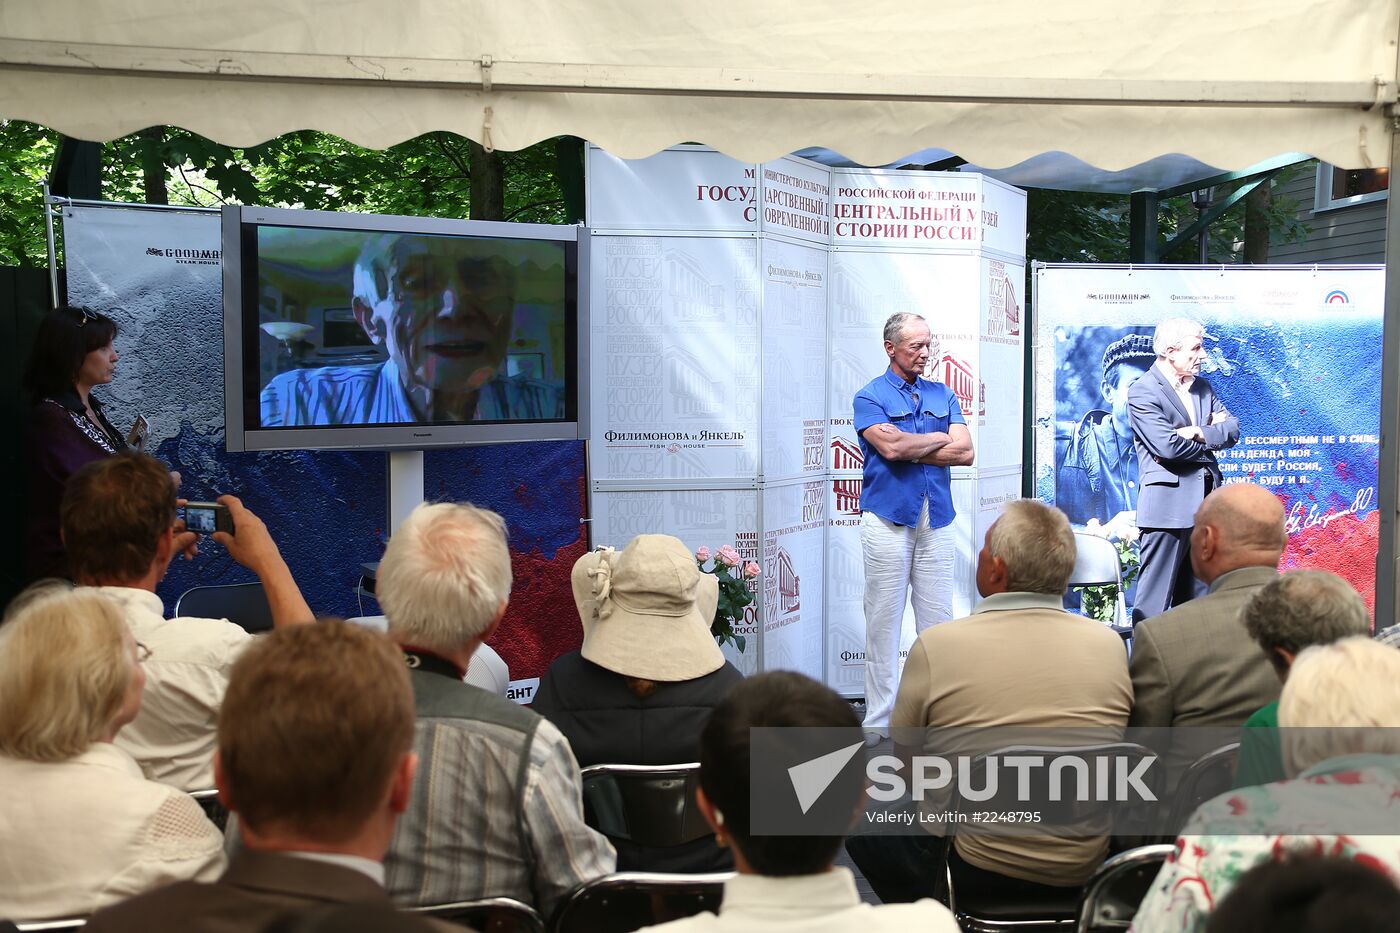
{"left": 1272, "top": 161, "right": 1387, "bottom": 264}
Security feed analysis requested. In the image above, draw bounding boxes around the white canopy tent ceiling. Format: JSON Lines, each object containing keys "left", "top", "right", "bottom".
{"left": 0, "top": 0, "right": 1393, "bottom": 171}
{"left": 3, "top": 0, "right": 1400, "bottom": 615}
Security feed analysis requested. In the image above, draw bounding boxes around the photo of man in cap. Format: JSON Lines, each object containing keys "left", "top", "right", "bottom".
{"left": 1056, "top": 333, "right": 1157, "bottom": 527}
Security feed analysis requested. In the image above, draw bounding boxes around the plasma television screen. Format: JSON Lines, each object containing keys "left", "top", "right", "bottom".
{"left": 224, "top": 206, "right": 584, "bottom": 452}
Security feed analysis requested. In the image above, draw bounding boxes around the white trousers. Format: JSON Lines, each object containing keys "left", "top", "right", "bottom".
{"left": 860, "top": 502, "right": 955, "bottom": 728}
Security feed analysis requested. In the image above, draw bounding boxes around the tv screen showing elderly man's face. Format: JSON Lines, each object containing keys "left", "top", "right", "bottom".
{"left": 358, "top": 239, "right": 518, "bottom": 395}
{"left": 251, "top": 223, "right": 572, "bottom": 428}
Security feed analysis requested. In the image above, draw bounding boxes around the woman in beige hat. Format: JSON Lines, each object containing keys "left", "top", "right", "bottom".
{"left": 533, "top": 533, "right": 744, "bottom": 871}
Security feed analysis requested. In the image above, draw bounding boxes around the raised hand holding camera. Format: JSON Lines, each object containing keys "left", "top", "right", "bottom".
{"left": 182, "top": 502, "right": 234, "bottom": 536}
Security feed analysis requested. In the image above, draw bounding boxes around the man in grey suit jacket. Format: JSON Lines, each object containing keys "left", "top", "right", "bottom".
{"left": 85, "top": 622, "right": 452, "bottom": 933}
{"left": 1129, "top": 483, "right": 1286, "bottom": 783}
{"left": 1128, "top": 317, "right": 1240, "bottom": 618}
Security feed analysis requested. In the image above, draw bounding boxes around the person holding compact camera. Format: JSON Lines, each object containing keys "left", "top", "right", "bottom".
{"left": 59, "top": 452, "right": 314, "bottom": 792}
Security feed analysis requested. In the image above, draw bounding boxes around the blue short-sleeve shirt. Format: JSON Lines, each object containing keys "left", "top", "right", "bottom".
{"left": 854, "top": 367, "right": 966, "bottom": 528}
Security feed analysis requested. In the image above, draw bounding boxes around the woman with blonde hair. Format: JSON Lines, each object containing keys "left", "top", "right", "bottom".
{"left": 0, "top": 589, "right": 224, "bottom": 921}
{"left": 1132, "top": 637, "right": 1400, "bottom": 933}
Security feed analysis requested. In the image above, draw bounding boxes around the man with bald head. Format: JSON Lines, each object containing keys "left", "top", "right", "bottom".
{"left": 1129, "top": 482, "right": 1287, "bottom": 735}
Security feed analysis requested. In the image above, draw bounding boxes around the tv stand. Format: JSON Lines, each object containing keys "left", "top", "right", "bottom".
{"left": 387, "top": 450, "right": 424, "bottom": 535}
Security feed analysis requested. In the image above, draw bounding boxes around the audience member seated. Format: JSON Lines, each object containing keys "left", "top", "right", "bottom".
{"left": 848, "top": 499, "right": 1132, "bottom": 900}
{"left": 62, "top": 452, "right": 314, "bottom": 790}
{"left": 348, "top": 615, "right": 511, "bottom": 695}
{"left": 1203, "top": 855, "right": 1400, "bottom": 933}
{"left": 533, "top": 535, "right": 744, "bottom": 872}
{"left": 640, "top": 671, "right": 958, "bottom": 932}
{"left": 1131, "top": 638, "right": 1400, "bottom": 933}
{"left": 375, "top": 501, "right": 614, "bottom": 918}
{"left": 1373, "top": 622, "right": 1400, "bottom": 648}
{"left": 84, "top": 620, "right": 454, "bottom": 933}
{"left": 0, "top": 589, "right": 223, "bottom": 921}
{"left": 1128, "top": 482, "right": 1286, "bottom": 782}
{"left": 1233, "top": 571, "right": 1370, "bottom": 787}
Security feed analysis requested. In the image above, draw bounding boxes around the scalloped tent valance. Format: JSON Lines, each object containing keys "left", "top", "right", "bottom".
{"left": 0, "top": 0, "right": 1395, "bottom": 170}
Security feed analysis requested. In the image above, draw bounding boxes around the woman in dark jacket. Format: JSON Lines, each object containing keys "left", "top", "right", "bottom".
{"left": 533, "top": 534, "right": 743, "bottom": 872}
{"left": 22, "top": 306, "right": 129, "bottom": 580}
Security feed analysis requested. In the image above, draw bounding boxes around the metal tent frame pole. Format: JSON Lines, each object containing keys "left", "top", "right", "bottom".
{"left": 1375, "top": 38, "right": 1400, "bottom": 628}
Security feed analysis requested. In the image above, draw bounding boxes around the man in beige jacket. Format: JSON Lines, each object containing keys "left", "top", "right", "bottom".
{"left": 849, "top": 499, "right": 1132, "bottom": 903}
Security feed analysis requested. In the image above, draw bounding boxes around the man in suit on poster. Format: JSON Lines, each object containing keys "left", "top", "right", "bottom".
{"left": 1128, "top": 317, "right": 1239, "bottom": 619}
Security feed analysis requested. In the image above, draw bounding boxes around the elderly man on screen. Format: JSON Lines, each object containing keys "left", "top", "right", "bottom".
{"left": 1128, "top": 317, "right": 1239, "bottom": 619}
{"left": 259, "top": 234, "right": 564, "bottom": 426}
{"left": 853, "top": 312, "right": 975, "bottom": 734}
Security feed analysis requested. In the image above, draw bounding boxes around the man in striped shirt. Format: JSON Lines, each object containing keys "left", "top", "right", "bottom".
{"left": 375, "top": 500, "right": 614, "bottom": 917}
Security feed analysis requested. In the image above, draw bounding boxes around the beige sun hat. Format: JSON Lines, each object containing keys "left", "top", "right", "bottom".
{"left": 571, "top": 534, "right": 724, "bottom": 682}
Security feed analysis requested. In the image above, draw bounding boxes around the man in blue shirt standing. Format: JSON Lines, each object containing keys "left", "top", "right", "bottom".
{"left": 853, "top": 312, "right": 974, "bottom": 732}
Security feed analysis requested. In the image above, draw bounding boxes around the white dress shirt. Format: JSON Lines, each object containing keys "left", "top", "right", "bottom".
{"left": 0, "top": 743, "right": 225, "bottom": 921}
{"left": 90, "top": 585, "right": 253, "bottom": 790}
{"left": 640, "top": 868, "right": 958, "bottom": 933}
{"left": 1156, "top": 359, "right": 1196, "bottom": 425}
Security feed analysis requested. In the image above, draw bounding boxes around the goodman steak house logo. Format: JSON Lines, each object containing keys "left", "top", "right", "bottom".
{"left": 146, "top": 246, "right": 221, "bottom": 266}
{"left": 1085, "top": 292, "right": 1150, "bottom": 303}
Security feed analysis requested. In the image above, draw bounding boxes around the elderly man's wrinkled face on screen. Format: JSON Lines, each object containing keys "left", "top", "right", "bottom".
{"left": 352, "top": 236, "right": 517, "bottom": 400}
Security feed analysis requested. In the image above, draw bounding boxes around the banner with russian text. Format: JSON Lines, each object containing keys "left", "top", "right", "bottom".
{"left": 586, "top": 145, "right": 1027, "bottom": 694}
{"left": 589, "top": 235, "right": 761, "bottom": 481}
{"left": 589, "top": 487, "right": 761, "bottom": 674}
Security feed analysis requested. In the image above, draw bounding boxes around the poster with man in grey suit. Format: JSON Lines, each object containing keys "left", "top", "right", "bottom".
{"left": 1128, "top": 318, "right": 1240, "bottom": 619}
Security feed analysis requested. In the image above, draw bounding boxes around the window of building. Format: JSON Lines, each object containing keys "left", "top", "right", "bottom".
{"left": 1315, "top": 165, "right": 1389, "bottom": 211}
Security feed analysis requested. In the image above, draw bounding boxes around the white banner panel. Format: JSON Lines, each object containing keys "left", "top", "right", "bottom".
{"left": 831, "top": 170, "right": 984, "bottom": 250}
{"left": 827, "top": 251, "right": 982, "bottom": 463}
{"left": 590, "top": 488, "right": 761, "bottom": 675}
{"left": 980, "top": 177, "right": 1030, "bottom": 260}
{"left": 591, "top": 235, "right": 760, "bottom": 481}
{"left": 761, "top": 237, "right": 829, "bottom": 482}
{"left": 824, "top": 475, "right": 977, "bottom": 696}
{"left": 825, "top": 478, "right": 887, "bottom": 698}
{"left": 587, "top": 146, "right": 1028, "bottom": 691}
{"left": 757, "top": 156, "right": 832, "bottom": 245}
{"left": 948, "top": 477, "right": 978, "bottom": 620}
{"left": 973, "top": 467, "right": 1021, "bottom": 570}
{"left": 62, "top": 206, "right": 222, "bottom": 447}
{"left": 977, "top": 257, "right": 1026, "bottom": 470}
{"left": 761, "top": 480, "right": 826, "bottom": 680}
{"left": 587, "top": 145, "right": 758, "bottom": 233}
